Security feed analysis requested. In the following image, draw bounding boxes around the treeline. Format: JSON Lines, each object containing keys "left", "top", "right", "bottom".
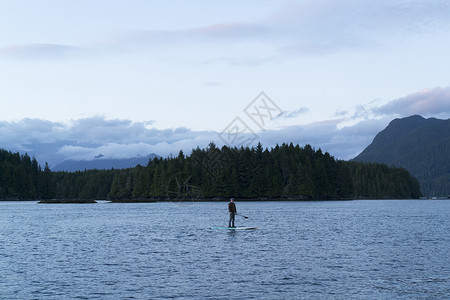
{"left": 0, "top": 144, "right": 421, "bottom": 200}
{"left": 0, "top": 149, "right": 53, "bottom": 199}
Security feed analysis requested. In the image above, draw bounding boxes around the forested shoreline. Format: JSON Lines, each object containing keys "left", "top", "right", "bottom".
{"left": 0, "top": 143, "right": 421, "bottom": 201}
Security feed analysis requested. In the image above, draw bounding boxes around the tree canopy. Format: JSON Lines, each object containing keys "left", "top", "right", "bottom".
{"left": 0, "top": 144, "right": 421, "bottom": 201}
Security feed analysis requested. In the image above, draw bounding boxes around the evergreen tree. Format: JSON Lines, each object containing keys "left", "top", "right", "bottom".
{"left": 0, "top": 144, "right": 422, "bottom": 201}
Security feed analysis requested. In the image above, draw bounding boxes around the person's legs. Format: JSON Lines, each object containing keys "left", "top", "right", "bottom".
{"left": 229, "top": 212, "right": 233, "bottom": 227}
{"left": 231, "top": 212, "right": 235, "bottom": 227}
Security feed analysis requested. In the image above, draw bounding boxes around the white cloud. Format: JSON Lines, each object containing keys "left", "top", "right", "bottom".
{"left": 279, "top": 107, "right": 310, "bottom": 119}
{"left": 57, "top": 143, "right": 158, "bottom": 161}
{"left": 257, "top": 116, "right": 390, "bottom": 160}
{"left": 373, "top": 87, "right": 450, "bottom": 118}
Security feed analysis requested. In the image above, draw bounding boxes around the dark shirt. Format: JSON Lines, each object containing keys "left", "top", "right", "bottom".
{"left": 228, "top": 202, "right": 236, "bottom": 213}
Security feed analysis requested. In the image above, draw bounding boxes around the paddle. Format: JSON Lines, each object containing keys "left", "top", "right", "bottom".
{"left": 237, "top": 213, "right": 248, "bottom": 219}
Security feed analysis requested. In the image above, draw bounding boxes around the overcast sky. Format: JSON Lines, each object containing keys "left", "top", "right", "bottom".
{"left": 1, "top": 0, "right": 449, "bottom": 167}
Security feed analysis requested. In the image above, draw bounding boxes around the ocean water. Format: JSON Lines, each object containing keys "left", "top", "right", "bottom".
{"left": 0, "top": 200, "right": 449, "bottom": 299}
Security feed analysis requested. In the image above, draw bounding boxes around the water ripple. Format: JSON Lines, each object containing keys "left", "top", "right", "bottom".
{"left": 0, "top": 200, "right": 449, "bottom": 299}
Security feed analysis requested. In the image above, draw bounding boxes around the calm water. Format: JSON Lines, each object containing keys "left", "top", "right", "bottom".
{"left": 1, "top": 200, "right": 449, "bottom": 299}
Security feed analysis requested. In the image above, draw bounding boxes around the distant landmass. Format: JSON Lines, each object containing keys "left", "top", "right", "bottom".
{"left": 52, "top": 154, "right": 160, "bottom": 172}
{"left": 353, "top": 115, "right": 450, "bottom": 197}
{"left": 0, "top": 144, "right": 420, "bottom": 201}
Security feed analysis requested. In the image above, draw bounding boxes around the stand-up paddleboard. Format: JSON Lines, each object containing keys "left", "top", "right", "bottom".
{"left": 210, "top": 227, "right": 258, "bottom": 230}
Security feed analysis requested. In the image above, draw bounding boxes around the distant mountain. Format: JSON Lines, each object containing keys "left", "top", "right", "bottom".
{"left": 52, "top": 154, "right": 160, "bottom": 172}
{"left": 353, "top": 115, "right": 450, "bottom": 196}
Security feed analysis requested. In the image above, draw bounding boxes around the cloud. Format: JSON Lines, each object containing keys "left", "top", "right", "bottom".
{"left": 57, "top": 143, "right": 158, "bottom": 161}
{"left": 202, "top": 81, "right": 222, "bottom": 87}
{"left": 0, "top": 118, "right": 65, "bottom": 148}
{"left": 111, "top": 0, "right": 450, "bottom": 64}
{"left": 334, "top": 110, "right": 349, "bottom": 117}
{"left": 4, "top": 1, "right": 450, "bottom": 63}
{"left": 0, "top": 112, "right": 393, "bottom": 168}
{"left": 1, "top": 89, "right": 446, "bottom": 168}
{"left": 257, "top": 116, "right": 391, "bottom": 160}
{"left": 274, "top": 0, "right": 450, "bottom": 46}
{"left": 124, "top": 22, "right": 270, "bottom": 46}
{"left": 279, "top": 107, "right": 310, "bottom": 119}
{"left": 0, "top": 43, "right": 83, "bottom": 60}
{"left": 0, "top": 116, "right": 219, "bottom": 166}
{"left": 191, "top": 22, "right": 270, "bottom": 40}
{"left": 373, "top": 87, "right": 450, "bottom": 117}
{"left": 201, "top": 56, "right": 275, "bottom": 67}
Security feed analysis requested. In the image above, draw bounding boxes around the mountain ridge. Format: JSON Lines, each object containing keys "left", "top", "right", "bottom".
{"left": 353, "top": 115, "right": 450, "bottom": 196}
{"left": 52, "top": 153, "right": 160, "bottom": 172}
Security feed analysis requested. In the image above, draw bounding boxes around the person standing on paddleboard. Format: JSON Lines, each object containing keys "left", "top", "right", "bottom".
{"left": 228, "top": 198, "right": 237, "bottom": 228}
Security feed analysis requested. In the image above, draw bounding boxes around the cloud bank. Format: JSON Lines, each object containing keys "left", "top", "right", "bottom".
{"left": 1, "top": 86, "right": 448, "bottom": 167}
{"left": 0, "top": 115, "right": 384, "bottom": 167}
{"left": 0, "top": 117, "right": 216, "bottom": 167}
{"left": 374, "top": 87, "right": 450, "bottom": 118}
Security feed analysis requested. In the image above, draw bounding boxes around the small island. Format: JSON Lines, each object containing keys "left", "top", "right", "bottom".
{"left": 38, "top": 199, "right": 97, "bottom": 204}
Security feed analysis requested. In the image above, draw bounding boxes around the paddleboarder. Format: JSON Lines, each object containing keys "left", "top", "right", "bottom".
{"left": 228, "top": 198, "right": 237, "bottom": 228}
